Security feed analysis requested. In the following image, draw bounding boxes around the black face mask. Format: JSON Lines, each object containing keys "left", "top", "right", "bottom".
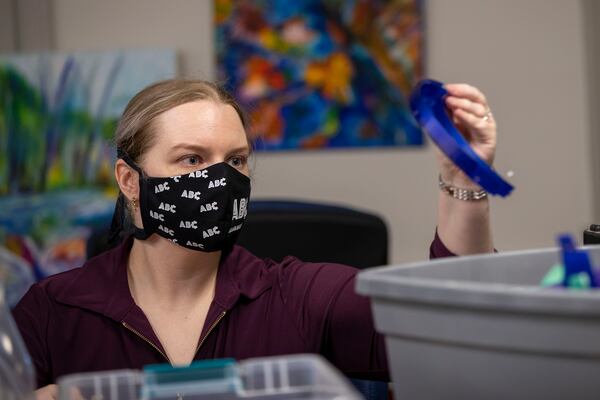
{"left": 115, "top": 150, "right": 251, "bottom": 252}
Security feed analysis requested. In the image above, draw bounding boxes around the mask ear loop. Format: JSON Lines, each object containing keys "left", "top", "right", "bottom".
{"left": 107, "top": 191, "right": 127, "bottom": 245}
{"left": 110, "top": 149, "right": 153, "bottom": 241}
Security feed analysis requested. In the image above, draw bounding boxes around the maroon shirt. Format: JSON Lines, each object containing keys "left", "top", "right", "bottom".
{"left": 13, "top": 233, "right": 454, "bottom": 388}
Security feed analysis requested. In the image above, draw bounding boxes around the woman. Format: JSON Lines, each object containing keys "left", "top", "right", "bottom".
{"left": 13, "top": 79, "right": 496, "bottom": 398}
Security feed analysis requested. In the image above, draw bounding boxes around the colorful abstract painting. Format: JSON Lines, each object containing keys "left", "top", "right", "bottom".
{"left": 0, "top": 50, "right": 176, "bottom": 305}
{"left": 215, "top": 0, "right": 424, "bottom": 150}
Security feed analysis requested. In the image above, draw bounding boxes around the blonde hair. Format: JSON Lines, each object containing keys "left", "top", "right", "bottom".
{"left": 115, "top": 79, "right": 249, "bottom": 164}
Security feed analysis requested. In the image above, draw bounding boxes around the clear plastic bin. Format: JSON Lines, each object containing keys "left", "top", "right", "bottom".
{"left": 0, "top": 282, "right": 36, "bottom": 400}
{"left": 57, "top": 354, "right": 362, "bottom": 400}
{"left": 356, "top": 246, "right": 600, "bottom": 400}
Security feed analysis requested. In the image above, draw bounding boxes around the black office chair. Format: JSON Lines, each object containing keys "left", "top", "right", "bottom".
{"left": 237, "top": 199, "right": 388, "bottom": 268}
{"left": 237, "top": 199, "right": 389, "bottom": 400}
{"left": 584, "top": 225, "right": 600, "bottom": 245}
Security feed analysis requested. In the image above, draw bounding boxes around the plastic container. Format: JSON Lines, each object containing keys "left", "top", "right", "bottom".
{"left": 356, "top": 246, "right": 600, "bottom": 400}
{"left": 57, "top": 354, "right": 362, "bottom": 400}
{"left": 0, "top": 282, "right": 36, "bottom": 399}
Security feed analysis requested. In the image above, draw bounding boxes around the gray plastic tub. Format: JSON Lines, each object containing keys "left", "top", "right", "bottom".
{"left": 356, "top": 246, "right": 600, "bottom": 400}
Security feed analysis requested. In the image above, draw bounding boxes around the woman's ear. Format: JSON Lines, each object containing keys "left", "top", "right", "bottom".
{"left": 115, "top": 159, "right": 140, "bottom": 201}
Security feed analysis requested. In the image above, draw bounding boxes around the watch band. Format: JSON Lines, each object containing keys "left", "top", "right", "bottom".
{"left": 438, "top": 175, "right": 488, "bottom": 201}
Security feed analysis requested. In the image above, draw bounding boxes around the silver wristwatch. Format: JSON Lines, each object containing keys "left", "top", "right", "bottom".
{"left": 438, "top": 175, "right": 488, "bottom": 201}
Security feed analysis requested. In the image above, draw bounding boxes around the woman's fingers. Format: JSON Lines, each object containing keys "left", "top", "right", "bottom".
{"left": 445, "top": 96, "right": 490, "bottom": 119}
{"left": 444, "top": 83, "right": 487, "bottom": 104}
{"left": 436, "top": 82, "right": 497, "bottom": 173}
{"left": 445, "top": 83, "right": 493, "bottom": 123}
{"left": 444, "top": 82, "right": 496, "bottom": 134}
{"left": 452, "top": 108, "right": 491, "bottom": 135}
{"left": 35, "top": 384, "right": 58, "bottom": 400}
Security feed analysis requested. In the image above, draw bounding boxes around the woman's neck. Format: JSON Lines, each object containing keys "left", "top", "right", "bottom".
{"left": 127, "top": 236, "right": 221, "bottom": 309}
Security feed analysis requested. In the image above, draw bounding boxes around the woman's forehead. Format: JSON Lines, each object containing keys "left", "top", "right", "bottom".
{"left": 152, "top": 100, "right": 248, "bottom": 149}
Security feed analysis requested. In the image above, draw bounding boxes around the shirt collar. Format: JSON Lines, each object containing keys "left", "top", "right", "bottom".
{"left": 54, "top": 236, "right": 273, "bottom": 322}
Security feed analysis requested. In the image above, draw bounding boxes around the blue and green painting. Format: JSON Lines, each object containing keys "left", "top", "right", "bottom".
{"left": 0, "top": 50, "right": 176, "bottom": 303}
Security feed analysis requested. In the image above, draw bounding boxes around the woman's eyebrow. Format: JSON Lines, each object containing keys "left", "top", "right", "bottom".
{"left": 226, "top": 145, "right": 251, "bottom": 155}
{"left": 170, "top": 143, "right": 208, "bottom": 153}
{"left": 170, "top": 143, "right": 250, "bottom": 155}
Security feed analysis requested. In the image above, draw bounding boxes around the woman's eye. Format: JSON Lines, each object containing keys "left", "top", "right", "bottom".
{"left": 182, "top": 155, "right": 201, "bottom": 166}
{"left": 228, "top": 156, "right": 247, "bottom": 168}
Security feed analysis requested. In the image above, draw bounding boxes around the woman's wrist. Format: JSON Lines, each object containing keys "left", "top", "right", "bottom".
{"left": 439, "top": 168, "right": 484, "bottom": 192}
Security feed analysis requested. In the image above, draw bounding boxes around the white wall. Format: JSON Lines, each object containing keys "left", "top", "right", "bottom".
{"left": 0, "top": 0, "right": 17, "bottom": 52}
{"left": 583, "top": 0, "right": 600, "bottom": 221}
{"left": 53, "top": 0, "right": 596, "bottom": 263}
{"left": 0, "top": 0, "right": 54, "bottom": 52}
{"left": 53, "top": 0, "right": 216, "bottom": 78}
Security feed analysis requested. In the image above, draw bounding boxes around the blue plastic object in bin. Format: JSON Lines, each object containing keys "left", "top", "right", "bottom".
{"left": 558, "top": 234, "right": 599, "bottom": 288}
{"left": 410, "top": 79, "right": 514, "bottom": 197}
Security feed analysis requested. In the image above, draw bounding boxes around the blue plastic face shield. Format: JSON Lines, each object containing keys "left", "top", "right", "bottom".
{"left": 410, "top": 79, "right": 513, "bottom": 197}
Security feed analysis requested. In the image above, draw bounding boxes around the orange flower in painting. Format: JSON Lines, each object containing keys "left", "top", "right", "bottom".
{"left": 301, "top": 133, "right": 329, "bottom": 149}
{"left": 304, "top": 52, "right": 353, "bottom": 103}
{"left": 240, "top": 57, "right": 286, "bottom": 100}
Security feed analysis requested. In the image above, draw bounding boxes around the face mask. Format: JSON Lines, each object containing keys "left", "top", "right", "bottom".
{"left": 119, "top": 150, "right": 251, "bottom": 252}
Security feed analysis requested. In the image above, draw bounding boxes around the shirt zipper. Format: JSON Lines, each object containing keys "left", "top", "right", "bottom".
{"left": 195, "top": 310, "right": 227, "bottom": 355}
{"left": 121, "top": 310, "right": 226, "bottom": 364}
{"left": 122, "top": 321, "right": 171, "bottom": 364}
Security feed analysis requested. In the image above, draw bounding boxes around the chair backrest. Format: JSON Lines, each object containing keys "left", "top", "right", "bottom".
{"left": 236, "top": 199, "right": 388, "bottom": 269}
